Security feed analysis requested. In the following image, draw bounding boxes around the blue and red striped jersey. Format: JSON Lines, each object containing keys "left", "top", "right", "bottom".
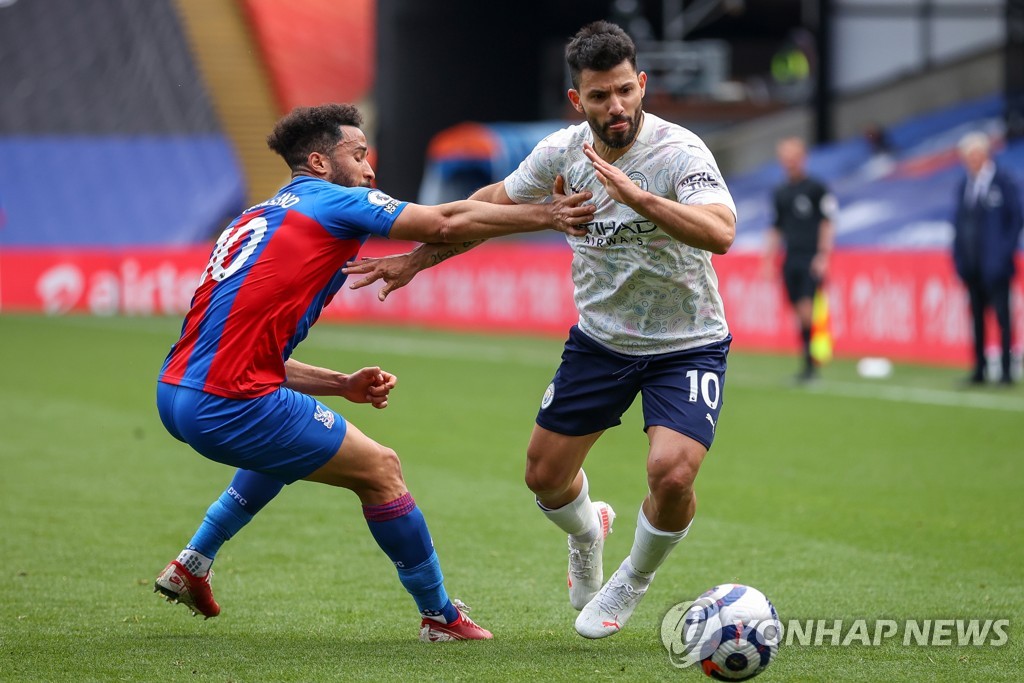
{"left": 159, "top": 176, "right": 407, "bottom": 398}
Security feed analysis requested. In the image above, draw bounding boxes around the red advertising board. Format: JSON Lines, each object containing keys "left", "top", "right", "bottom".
{"left": 2, "top": 242, "right": 1020, "bottom": 366}
{"left": 0, "top": 247, "right": 208, "bottom": 316}
{"left": 716, "top": 249, "right": 1024, "bottom": 364}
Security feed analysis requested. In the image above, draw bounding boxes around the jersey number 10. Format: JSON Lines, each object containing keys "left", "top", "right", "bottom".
{"left": 201, "top": 217, "right": 269, "bottom": 284}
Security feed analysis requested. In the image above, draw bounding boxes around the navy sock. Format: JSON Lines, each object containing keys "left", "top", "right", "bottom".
{"left": 363, "top": 493, "right": 458, "bottom": 623}
{"left": 186, "top": 469, "right": 283, "bottom": 558}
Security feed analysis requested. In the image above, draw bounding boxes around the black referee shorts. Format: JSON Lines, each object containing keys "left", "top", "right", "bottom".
{"left": 782, "top": 259, "right": 820, "bottom": 304}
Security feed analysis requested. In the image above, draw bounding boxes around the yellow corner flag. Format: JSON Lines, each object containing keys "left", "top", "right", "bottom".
{"left": 810, "top": 288, "right": 833, "bottom": 365}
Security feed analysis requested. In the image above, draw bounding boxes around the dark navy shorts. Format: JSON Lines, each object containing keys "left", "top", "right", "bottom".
{"left": 156, "top": 382, "right": 347, "bottom": 484}
{"left": 535, "top": 326, "right": 730, "bottom": 449}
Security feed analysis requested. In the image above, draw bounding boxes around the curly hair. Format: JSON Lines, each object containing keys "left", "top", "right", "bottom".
{"left": 266, "top": 103, "right": 364, "bottom": 170}
{"left": 565, "top": 21, "right": 637, "bottom": 91}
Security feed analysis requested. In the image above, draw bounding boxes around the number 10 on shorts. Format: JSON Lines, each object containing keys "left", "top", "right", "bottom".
{"left": 685, "top": 370, "right": 720, "bottom": 409}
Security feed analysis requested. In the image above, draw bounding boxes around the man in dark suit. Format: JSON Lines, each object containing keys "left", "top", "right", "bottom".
{"left": 952, "top": 131, "right": 1023, "bottom": 385}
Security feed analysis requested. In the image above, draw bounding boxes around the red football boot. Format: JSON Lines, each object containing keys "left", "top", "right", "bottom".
{"left": 154, "top": 560, "right": 221, "bottom": 619}
{"left": 419, "top": 599, "right": 492, "bottom": 642}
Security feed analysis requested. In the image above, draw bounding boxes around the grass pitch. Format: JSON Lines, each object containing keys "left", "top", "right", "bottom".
{"left": 0, "top": 314, "right": 1021, "bottom": 682}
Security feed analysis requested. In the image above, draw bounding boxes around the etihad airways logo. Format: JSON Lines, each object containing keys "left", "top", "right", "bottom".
{"left": 577, "top": 219, "right": 660, "bottom": 247}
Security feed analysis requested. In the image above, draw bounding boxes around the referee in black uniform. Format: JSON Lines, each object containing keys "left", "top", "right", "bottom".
{"left": 764, "top": 137, "right": 837, "bottom": 382}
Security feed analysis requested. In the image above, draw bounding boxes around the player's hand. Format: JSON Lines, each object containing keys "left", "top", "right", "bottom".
{"left": 548, "top": 174, "right": 594, "bottom": 237}
{"left": 342, "top": 366, "right": 398, "bottom": 408}
{"left": 582, "top": 143, "right": 643, "bottom": 206}
{"left": 811, "top": 253, "right": 829, "bottom": 280}
{"left": 343, "top": 253, "right": 420, "bottom": 301}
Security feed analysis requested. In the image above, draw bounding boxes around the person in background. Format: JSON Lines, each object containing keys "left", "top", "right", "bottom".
{"left": 763, "top": 136, "right": 837, "bottom": 383}
{"left": 860, "top": 122, "right": 896, "bottom": 181}
{"left": 951, "top": 131, "right": 1023, "bottom": 386}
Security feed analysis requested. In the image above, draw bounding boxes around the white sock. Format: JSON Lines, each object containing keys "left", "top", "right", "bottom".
{"left": 177, "top": 548, "right": 213, "bottom": 577}
{"left": 628, "top": 508, "right": 691, "bottom": 576}
{"left": 537, "top": 471, "right": 599, "bottom": 545}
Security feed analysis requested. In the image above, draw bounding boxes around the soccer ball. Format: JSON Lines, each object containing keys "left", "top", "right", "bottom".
{"left": 661, "top": 583, "right": 781, "bottom": 680}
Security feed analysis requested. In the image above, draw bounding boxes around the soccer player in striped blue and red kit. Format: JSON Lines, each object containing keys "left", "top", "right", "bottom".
{"left": 153, "top": 103, "right": 594, "bottom": 641}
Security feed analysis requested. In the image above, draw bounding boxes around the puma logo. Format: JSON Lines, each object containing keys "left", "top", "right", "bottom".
{"left": 705, "top": 413, "right": 716, "bottom": 432}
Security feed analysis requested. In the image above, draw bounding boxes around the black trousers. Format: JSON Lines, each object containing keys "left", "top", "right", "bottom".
{"left": 965, "top": 277, "right": 1013, "bottom": 379}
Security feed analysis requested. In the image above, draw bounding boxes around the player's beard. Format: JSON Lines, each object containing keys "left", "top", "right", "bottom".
{"left": 330, "top": 168, "right": 372, "bottom": 188}
{"left": 590, "top": 108, "right": 643, "bottom": 149}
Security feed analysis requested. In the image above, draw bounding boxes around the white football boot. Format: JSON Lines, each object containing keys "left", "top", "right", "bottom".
{"left": 567, "top": 501, "right": 615, "bottom": 610}
{"left": 575, "top": 558, "right": 651, "bottom": 639}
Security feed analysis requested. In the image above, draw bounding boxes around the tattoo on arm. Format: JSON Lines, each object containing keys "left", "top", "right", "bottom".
{"left": 427, "top": 240, "right": 484, "bottom": 266}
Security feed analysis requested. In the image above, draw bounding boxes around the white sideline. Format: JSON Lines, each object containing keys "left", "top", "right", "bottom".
{"left": 796, "top": 379, "right": 1024, "bottom": 412}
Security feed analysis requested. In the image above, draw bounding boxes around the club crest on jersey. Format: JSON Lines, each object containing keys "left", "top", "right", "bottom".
{"left": 540, "top": 383, "right": 555, "bottom": 409}
{"left": 367, "top": 190, "right": 400, "bottom": 213}
{"left": 794, "top": 194, "right": 813, "bottom": 216}
{"left": 627, "top": 171, "right": 648, "bottom": 191}
{"left": 313, "top": 404, "right": 335, "bottom": 429}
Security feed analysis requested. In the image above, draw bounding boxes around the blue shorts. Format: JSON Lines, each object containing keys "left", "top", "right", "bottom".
{"left": 156, "top": 382, "right": 347, "bottom": 484}
{"left": 536, "top": 327, "right": 730, "bottom": 449}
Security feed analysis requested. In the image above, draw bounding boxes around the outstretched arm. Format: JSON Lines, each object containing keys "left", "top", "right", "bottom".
{"left": 283, "top": 359, "right": 396, "bottom": 409}
{"left": 387, "top": 181, "right": 518, "bottom": 268}
{"left": 343, "top": 180, "right": 571, "bottom": 301}
{"left": 583, "top": 143, "right": 735, "bottom": 254}
{"left": 342, "top": 239, "right": 485, "bottom": 301}
{"left": 386, "top": 176, "right": 590, "bottom": 243}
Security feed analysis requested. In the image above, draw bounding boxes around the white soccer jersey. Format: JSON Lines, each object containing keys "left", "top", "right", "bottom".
{"left": 504, "top": 113, "right": 736, "bottom": 355}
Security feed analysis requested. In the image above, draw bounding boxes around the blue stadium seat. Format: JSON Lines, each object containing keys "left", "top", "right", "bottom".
{"left": 0, "top": 0, "right": 245, "bottom": 247}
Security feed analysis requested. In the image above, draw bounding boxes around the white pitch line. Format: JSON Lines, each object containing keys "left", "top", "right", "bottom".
{"left": 803, "top": 380, "right": 1024, "bottom": 413}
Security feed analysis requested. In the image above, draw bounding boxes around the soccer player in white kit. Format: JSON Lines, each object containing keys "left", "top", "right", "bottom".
{"left": 345, "top": 20, "right": 737, "bottom": 639}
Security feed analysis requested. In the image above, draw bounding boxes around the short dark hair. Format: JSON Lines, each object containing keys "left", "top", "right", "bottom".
{"left": 565, "top": 21, "right": 637, "bottom": 91}
{"left": 266, "top": 103, "right": 363, "bottom": 169}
